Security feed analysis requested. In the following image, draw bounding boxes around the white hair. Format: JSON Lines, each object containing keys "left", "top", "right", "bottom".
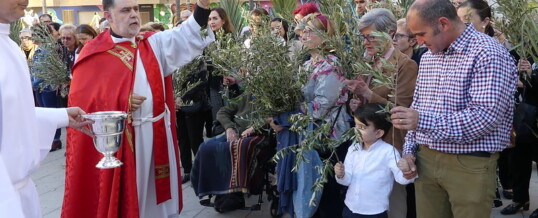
{"left": 358, "top": 8, "right": 397, "bottom": 33}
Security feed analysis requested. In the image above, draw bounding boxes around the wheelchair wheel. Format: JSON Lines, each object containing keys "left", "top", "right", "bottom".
{"left": 269, "top": 197, "right": 282, "bottom": 218}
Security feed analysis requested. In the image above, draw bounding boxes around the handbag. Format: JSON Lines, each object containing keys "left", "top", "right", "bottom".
{"left": 513, "top": 88, "right": 538, "bottom": 144}
{"left": 514, "top": 102, "right": 537, "bottom": 143}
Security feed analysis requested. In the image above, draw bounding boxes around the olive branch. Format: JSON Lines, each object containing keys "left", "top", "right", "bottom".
{"left": 29, "top": 24, "right": 71, "bottom": 97}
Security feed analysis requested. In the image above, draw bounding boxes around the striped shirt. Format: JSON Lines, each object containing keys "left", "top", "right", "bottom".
{"left": 403, "top": 24, "right": 517, "bottom": 155}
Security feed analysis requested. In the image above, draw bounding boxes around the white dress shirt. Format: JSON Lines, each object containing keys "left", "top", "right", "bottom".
{"left": 336, "top": 139, "right": 415, "bottom": 215}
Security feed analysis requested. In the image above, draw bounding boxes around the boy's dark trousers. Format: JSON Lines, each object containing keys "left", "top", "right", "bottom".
{"left": 342, "top": 206, "right": 388, "bottom": 218}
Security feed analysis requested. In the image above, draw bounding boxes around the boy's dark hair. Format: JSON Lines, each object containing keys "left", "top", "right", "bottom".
{"left": 354, "top": 103, "right": 392, "bottom": 138}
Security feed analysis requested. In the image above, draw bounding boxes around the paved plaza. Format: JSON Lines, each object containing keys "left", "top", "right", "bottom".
{"left": 34, "top": 128, "right": 536, "bottom": 218}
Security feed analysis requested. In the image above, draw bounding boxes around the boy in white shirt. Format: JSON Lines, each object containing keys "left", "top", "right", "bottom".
{"left": 335, "top": 103, "right": 416, "bottom": 218}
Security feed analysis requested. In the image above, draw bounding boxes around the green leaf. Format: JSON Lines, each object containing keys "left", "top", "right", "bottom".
{"left": 219, "top": 0, "right": 246, "bottom": 37}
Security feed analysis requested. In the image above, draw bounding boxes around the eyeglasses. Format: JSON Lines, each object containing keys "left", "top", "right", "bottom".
{"left": 42, "top": 20, "right": 52, "bottom": 24}
{"left": 302, "top": 29, "right": 315, "bottom": 37}
{"left": 358, "top": 34, "right": 377, "bottom": 42}
{"left": 19, "top": 36, "right": 31, "bottom": 40}
{"left": 61, "top": 36, "right": 73, "bottom": 41}
{"left": 393, "top": 33, "right": 413, "bottom": 40}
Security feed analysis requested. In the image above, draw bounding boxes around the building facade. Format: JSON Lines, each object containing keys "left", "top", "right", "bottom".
{"left": 27, "top": 0, "right": 270, "bottom": 28}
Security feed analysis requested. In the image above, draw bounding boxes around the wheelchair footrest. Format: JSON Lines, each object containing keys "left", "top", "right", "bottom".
{"left": 200, "top": 198, "right": 214, "bottom": 207}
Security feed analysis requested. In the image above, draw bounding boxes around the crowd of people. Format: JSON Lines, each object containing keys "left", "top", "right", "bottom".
{"left": 0, "top": 0, "right": 537, "bottom": 217}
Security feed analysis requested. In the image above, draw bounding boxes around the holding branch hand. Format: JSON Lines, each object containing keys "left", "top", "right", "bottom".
{"left": 518, "top": 59, "right": 532, "bottom": 75}
{"left": 390, "top": 106, "right": 419, "bottom": 130}
{"left": 223, "top": 76, "right": 237, "bottom": 86}
{"left": 267, "top": 117, "right": 284, "bottom": 133}
{"left": 335, "top": 162, "right": 345, "bottom": 179}
{"left": 344, "top": 77, "right": 373, "bottom": 99}
{"left": 175, "top": 97, "right": 183, "bottom": 109}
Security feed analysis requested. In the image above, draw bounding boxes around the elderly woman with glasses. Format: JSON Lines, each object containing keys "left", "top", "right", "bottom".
{"left": 59, "top": 24, "right": 80, "bottom": 70}
{"left": 393, "top": 18, "right": 428, "bottom": 66}
{"left": 19, "top": 28, "right": 37, "bottom": 62}
{"left": 344, "top": 8, "right": 418, "bottom": 218}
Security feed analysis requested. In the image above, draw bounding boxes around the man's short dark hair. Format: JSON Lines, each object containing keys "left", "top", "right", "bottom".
{"left": 354, "top": 103, "right": 392, "bottom": 138}
{"left": 409, "top": 0, "right": 459, "bottom": 28}
{"left": 39, "top": 14, "right": 52, "bottom": 20}
{"left": 103, "top": 0, "right": 115, "bottom": 11}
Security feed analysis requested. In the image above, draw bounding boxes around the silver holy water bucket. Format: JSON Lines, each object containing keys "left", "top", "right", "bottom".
{"left": 81, "top": 111, "right": 128, "bottom": 169}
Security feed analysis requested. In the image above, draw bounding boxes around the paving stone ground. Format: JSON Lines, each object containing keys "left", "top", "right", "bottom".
{"left": 34, "top": 128, "right": 536, "bottom": 217}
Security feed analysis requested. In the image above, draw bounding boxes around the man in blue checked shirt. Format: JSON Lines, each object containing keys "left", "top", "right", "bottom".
{"left": 389, "top": 0, "right": 517, "bottom": 218}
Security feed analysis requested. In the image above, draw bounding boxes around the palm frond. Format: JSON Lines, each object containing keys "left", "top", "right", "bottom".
{"left": 219, "top": 0, "right": 246, "bottom": 36}
{"left": 271, "top": 0, "right": 297, "bottom": 21}
{"left": 494, "top": 0, "right": 538, "bottom": 63}
{"left": 9, "top": 20, "right": 23, "bottom": 45}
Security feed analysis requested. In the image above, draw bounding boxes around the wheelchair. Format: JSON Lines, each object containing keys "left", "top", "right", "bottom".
{"left": 197, "top": 128, "right": 282, "bottom": 218}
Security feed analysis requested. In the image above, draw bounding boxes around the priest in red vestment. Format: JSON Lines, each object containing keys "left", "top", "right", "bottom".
{"left": 62, "top": 0, "right": 214, "bottom": 217}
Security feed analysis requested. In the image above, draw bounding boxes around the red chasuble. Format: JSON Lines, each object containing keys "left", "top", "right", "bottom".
{"left": 62, "top": 30, "right": 182, "bottom": 218}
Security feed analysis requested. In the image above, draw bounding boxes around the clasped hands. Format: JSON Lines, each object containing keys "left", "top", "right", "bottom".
{"left": 397, "top": 154, "right": 418, "bottom": 179}
{"left": 343, "top": 77, "right": 372, "bottom": 112}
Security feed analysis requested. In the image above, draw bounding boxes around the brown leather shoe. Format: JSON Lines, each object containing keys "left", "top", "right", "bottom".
{"left": 50, "top": 141, "right": 62, "bottom": 152}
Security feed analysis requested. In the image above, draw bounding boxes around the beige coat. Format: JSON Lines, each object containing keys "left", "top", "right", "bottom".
{"left": 366, "top": 48, "right": 418, "bottom": 151}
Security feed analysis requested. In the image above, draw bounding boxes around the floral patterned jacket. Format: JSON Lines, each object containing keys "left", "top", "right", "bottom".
{"left": 302, "top": 55, "right": 350, "bottom": 138}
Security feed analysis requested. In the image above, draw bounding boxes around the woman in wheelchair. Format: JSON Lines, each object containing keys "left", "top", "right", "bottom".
{"left": 190, "top": 92, "right": 275, "bottom": 213}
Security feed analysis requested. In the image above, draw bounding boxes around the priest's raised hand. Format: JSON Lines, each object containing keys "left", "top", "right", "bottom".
{"left": 197, "top": 0, "right": 211, "bottom": 9}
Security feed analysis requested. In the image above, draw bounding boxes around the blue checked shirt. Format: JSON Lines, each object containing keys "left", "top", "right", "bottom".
{"left": 403, "top": 25, "right": 517, "bottom": 155}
